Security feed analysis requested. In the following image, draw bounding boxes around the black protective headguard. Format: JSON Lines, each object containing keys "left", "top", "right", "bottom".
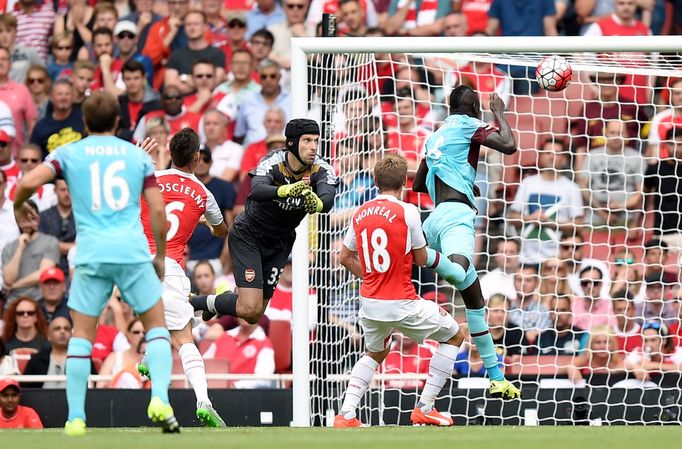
{"left": 285, "top": 118, "right": 320, "bottom": 166}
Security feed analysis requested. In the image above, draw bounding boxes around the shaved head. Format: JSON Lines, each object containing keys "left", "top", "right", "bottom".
{"left": 449, "top": 85, "right": 480, "bottom": 118}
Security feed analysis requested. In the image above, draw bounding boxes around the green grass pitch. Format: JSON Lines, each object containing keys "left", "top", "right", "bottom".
{"left": 2, "top": 426, "right": 682, "bottom": 449}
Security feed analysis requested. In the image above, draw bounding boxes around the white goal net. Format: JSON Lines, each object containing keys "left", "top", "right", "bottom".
{"left": 291, "top": 36, "right": 682, "bottom": 426}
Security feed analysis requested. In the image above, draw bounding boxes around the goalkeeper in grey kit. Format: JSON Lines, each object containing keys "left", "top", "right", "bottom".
{"left": 191, "top": 119, "right": 338, "bottom": 323}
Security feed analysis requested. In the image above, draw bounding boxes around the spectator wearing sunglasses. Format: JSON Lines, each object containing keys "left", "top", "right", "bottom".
{"left": 165, "top": 10, "right": 226, "bottom": 95}
{"left": 114, "top": 20, "right": 154, "bottom": 88}
{"left": 184, "top": 60, "right": 219, "bottom": 115}
{"left": 220, "top": 12, "right": 249, "bottom": 69}
{"left": 572, "top": 265, "right": 613, "bottom": 331}
{"left": 233, "top": 59, "right": 291, "bottom": 146}
{"left": 8, "top": 144, "right": 57, "bottom": 212}
{"left": 1, "top": 296, "right": 48, "bottom": 353}
{"left": 268, "top": 0, "right": 315, "bottom": 69}
{"left": 23, "top": 316, "right": 78, "bottom": 388}
{"left": 132, "top": 84, "right": 201, "bottom": 142}
{"left": 247, "top": 0, "right": 286, "bottom": 40}
{"left": 2, "top": 199, "right": 60, "bottom": 304}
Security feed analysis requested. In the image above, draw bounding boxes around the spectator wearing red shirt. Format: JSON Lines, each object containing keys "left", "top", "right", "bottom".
{"left": 142, "top": 0, "right": 191, "bottom": 90}
{"left": 0, "top": 47, "right": 36, "bottom": 150}
{"left": 202, "top": 0, "right": 228, "bottom": 48}
{"left": 184, "top": 60, "right": 219, "bottom": 115}
{"left": 203, "top": 319, "right": 275, "bottom": 389}
{"left": 220, "top": 12, "right": 249, "bottom": 70}
{"left": 0, "top": 378, "right": 43, "bottom": 429}
{"left": 648, "top": 79, "right": 682, "bottom": 159}
{"left": 91, "top": 28, "right": 124, "bottom": 97}
{"left": 453, "top": 0, "right": 492, "bottom": 34}
{"left": 116, "top": 59, "right": 161, "bottom": 142}
{"left": 337, "top": 0, "right": 368, "bottom": 37}
{"left": 133, "top": 85, "right": 201, "bottom": 142}
{"left": 239, "top": 105, "right": 286, "bottom": 181}
{"left": 610, "top": 291, "right": 643, "bottom": 352}
{"left": 583, "top": 0, "right": 652, "bottom": 105}
{"left": 381, "top": 334, "right": 435, "bottom": 389}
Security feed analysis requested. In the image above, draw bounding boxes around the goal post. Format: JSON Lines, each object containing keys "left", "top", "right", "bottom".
{"left": 290, "top": 35, "right": 682, "bottom": 427}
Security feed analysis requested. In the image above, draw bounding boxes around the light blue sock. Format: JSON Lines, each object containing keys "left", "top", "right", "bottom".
{"left": 465, "top": 308, "right": 504, "bottom": 381}
{"left": 66, "top": 337, "right": 93, "bottom": 422}
{"left": 426, "top": 248, "right": 466, "bottom": 284}
{"left": 145, "top": 327, "right": 173, "bottom": 404}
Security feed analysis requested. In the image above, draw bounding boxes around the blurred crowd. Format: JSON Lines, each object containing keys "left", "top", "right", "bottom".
{"left": 2, "top": 0, "right": 682, "bottom": 397}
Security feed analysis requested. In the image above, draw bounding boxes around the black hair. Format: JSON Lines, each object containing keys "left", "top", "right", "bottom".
{"left": 665, "top": 126, "right": 682, "bottom": 142}
{"left": 92, "top": 27, "right": 114, "bottom": 41}
{"left": 579, "top": 265, "right": 604, "bottom": 279}
{"left": 251, "top": 28, "right": 274, "bottom": 46}
{"left": 448, "top": 85, "right": 477, "bottom": 115}
{"left": 170, "top": 128, "right": 200, "bottom": 168}
{"left": 121, "top": 59, "right": 145, "bottom": 76}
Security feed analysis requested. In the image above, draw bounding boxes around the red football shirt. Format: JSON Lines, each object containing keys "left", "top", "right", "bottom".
{"left": 0, "top": 405, "right": 43, "bottom": 429}
{"left": 344, "top": 194, "right": 426, "bottom": 301}
{"left": 140, "top": 168, "right": 224, "bottom": 267}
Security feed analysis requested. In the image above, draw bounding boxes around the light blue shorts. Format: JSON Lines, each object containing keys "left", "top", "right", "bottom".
{"left": 423, "top": 202, "right": 478, "bottom": 290}
{"left": 68, "top": 262, "right": 163, "bottom": 317}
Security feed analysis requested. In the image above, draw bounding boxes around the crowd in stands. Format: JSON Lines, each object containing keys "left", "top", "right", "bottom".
{"left": 1, "top": 0, "right": 682, "bottom": 407}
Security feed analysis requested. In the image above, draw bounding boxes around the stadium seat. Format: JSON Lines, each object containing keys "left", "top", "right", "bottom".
{"left": 269, "top": 320, "right": 292, "bottom": 373}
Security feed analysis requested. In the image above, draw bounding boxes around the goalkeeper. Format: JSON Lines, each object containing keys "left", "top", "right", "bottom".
{"left": 413, "top": 87, "right": 521, "bottom": 400}
{"left": 190, "top": 118, "right": 337, "bottom": 324}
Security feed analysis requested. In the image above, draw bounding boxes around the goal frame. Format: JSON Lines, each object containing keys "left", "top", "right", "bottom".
{"left": 289, "top": 35, "right": 682, "bottom": 427}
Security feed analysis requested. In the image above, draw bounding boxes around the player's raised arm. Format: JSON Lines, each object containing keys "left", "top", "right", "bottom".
{"left": 482, "top": 93, "right": 517, "bottom": 155}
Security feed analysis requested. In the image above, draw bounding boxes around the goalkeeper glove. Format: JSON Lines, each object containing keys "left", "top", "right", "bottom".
{"left": 302, "top": 191, "right": 323, "bottom": 214}
{"left": 277, "top": 180, "right": 311, "bottom": 198}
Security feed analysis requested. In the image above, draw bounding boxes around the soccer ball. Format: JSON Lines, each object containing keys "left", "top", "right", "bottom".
{"left": 535, "top": 56, "right": 572, "bottom": 92}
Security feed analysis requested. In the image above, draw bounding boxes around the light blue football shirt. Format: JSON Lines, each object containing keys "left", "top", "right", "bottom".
{"left": 423, "top": 114, "right": 495, "bottom": 206}
{"left": 46, "top": 135, "right": 155, "bottom": 266}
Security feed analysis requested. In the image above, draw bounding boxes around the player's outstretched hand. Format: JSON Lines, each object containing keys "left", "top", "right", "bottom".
{"left": 277, "top": 180, "right": 311, "bottom": 198}
{"left": 152, "top": 254, "right": 165, "bottom": 280}
{"left": 489, "top": 93, "right": 506, "bottom": 114}
{"left": 302, "top": 190, "right": 323, "bottom": 214}
{"left": 137, "top": 137, "right": 159, "bottom": 155}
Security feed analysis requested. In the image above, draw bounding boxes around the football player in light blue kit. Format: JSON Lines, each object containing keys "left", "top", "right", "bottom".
{"left": 414, "top": 86, "right": 521, "bottom": 400}
{"left": 13, "top": 91, "right": 179, "bottom": 435}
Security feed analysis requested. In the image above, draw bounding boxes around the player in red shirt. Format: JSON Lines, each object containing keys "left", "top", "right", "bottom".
{"left": 138, "top": 128, "right": 228, "bottom": 427}
{"left": 0, "top": 379, "right": 43, "bottom": 429}
{"left": 333, "top": 154, "right": 465, "bottom": 428}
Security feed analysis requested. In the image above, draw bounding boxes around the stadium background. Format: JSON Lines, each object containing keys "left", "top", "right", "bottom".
{"left": 1, "top": 0, "right": 682, "bottom": 429}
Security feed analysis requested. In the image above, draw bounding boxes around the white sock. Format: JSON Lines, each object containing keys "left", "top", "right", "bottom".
{"left": 178, "top": 343, "right": 211, "bottom": 406}
{"left": 419, "top": 343, "right": 459, "bottom": 413}
{"left": 339, "top": 355, "right": 379, "bottom": 419}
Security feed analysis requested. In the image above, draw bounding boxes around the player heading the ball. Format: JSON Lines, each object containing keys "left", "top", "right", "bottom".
{"left": 413, "top": 86, "right": 521, "bottom": 400}
{"left": 189, "top": 119, "right": 338, "bottom": 325}
{"left": 13, "top": 90, "right": 179, "bottom": 435}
